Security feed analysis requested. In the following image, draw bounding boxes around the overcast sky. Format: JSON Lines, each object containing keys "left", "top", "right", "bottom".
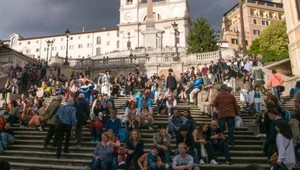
{"left": 0, "top": 0, "right": 237, "bottom": 40}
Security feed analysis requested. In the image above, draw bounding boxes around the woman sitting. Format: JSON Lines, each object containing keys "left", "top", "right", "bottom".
{"left": 91, "top": 132, "right": 114, "bottom": 170}
{"left": 137, "top": 100, "right": 156, "bottom": 131}
{"left": 124, "top": 129, "right": 144, "bottom": 170}
{"left": 138, "top": 146, "right": 165, "bottom": 170}
{"left": 125, "top": 114, "right": 140, "bottom": 132}
{"left": 88, "top": 115, "right": 103, "bottom": 142}
{"left": 107, "top": 129, "right": 121, "bottom": 170}
{"left": 124, "top": 101, "right": 138, "bottom": 123}
{"left": 2, "top": 80, "right": 12, "bottom": 100}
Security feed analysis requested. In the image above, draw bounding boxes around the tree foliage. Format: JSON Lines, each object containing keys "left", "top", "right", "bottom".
{"left": 247, "top": 21, "right": 289, "bottom": 62}
{"left": 187, "top": 17, "right": 218, "bottom": 54}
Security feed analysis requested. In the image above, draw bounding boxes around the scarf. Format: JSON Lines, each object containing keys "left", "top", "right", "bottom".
{"left": 147, "top": 151, "right": 158, "bottom": 169}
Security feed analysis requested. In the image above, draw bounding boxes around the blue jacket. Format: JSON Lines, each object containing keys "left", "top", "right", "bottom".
{"left": 80, "top": 83, "right": 95, "bottom": 100}
{"left": 56, "top": 105, "right": 77, "bottom": 126}
{"left": 193, "top": 78, "right": 204, "bottom": 89}
{"left": 105, "top": 117, "right": 122, "bottom": 134}
{"left": 138, "top": 97, "right": 152, "bottom": 108}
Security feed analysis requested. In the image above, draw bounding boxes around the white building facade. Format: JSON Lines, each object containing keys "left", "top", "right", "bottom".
{"left": 4, "top": 0, "right": 191, "bottom": 61}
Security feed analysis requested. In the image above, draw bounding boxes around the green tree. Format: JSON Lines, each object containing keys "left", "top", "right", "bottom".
{"left": 248, "top": 21, "right": 289, "bottom": 62}
{"left": 187, "top": 17, "right": 218, "bottom": 54}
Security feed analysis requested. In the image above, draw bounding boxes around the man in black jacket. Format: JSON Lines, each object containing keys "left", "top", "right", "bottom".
{"left": 74, "top": 93, "right": 89, "bottom": 148}
{"left": 175, "top": 126, "right": 199, "bottom": 166}
{"left": 206, "top": 120, "right": 233, "bottom": 165}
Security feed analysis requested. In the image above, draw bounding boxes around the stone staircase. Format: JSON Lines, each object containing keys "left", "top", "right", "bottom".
{"left": 1, "top": 92, "right": 298, "bottom": 170}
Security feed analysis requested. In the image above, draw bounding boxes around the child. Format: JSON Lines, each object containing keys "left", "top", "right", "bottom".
{"left": 249, "top": 85, "right": 264, "bottom": 115}
{"left": 88, "top": 116, "right": 103, "bottom": 142}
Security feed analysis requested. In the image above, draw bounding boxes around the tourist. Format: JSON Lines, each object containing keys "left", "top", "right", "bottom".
{"left": 91, "top": 99, "right": 104, "bottom": 122}
{"left": 105, "top": 110, "right": 122, "bottom": 137}
{"left": 2, "top": 80, "right": 12, "bottom": 100}
{"left": 201, "top": 84, "right": 218, "bottom": 117}
{"left": 125, "top": 113, "right": 140, "bottom": 132}
{"left": 267, "top": 69, "right": 284, "bottom": 101}
{"left": 55, "top": 98, "right": 77, "bottom": 159}
{"left": 88, "top": 115, "right": 103, "bottom": 142}
{"left": 249, "top": 85, "right": 264, "bottom": 115}
{"left": 177, "top": 83, "right": 186, "bottom": 101}
{"left": 189, "top": 73, "right": 203, "bottom": 105}
{"left": 107, "top": 129, "right": 121, "bottom": 170}
{"left": 272, "top": 120, "right": 295, "bottom": 170}
{"left": 213, "top": 84, "right": 239, "bottom": 146}
{"left": 193, "top": 122, "right": 219, "bottom": 165}
{"left": 166, "top": 93, "right": 177, "bottom": 116}
{"left": 240, "top": 75, "right": 252, "bottom": 107}
{"left": 74, "top": 93, "right": 89, "bottom": 148}
{"left": 206, "top": 120, "right": 233, "bottom": 165}
{"left": 153, "top": 125, "right": 172, "bottom": 168}
{"left": 166, "top": 69, "right": 177, "bottom": 92}
{"left": 91, "top": 132, "right": 114, "bottom": 170}
{"left": 156, "top": 93, "right": 167, "bottom": 115}
{"left": 124, "top": 129, "right": 144, "bottom": 170}
{"left": 290, "top": 81, "right": 300, "bottom": 97}
{"left": 19, "top": 100, "right": 32, "bottom": 128}
{"left": 172, "top": 143, "right": 194, "bottom": 170}
{"left": 138, "top": 92, "right": 152, "bottom": 108}
{"left": 137, "top": 100, "right": 155, "bottom": 131}
{"left": 124, "top": 101, "right": 138, "bottom": 123}
{"left": 168, "top": 109, "right": 187, "bottom": 138}
{"left": 0, "top": 123, "right": 15, "bottom": 153}
{"left": 182, "top": 110, "right": 196, "bottom": 132}
{"left": 138, "top": 146, "right": 165, "bottom": 170}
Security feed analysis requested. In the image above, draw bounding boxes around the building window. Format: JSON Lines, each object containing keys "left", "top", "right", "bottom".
{"left": 96, "top": 47, "right": 101, "bottom": 55}
{"left": 27, "top": 41, "right": 30, "bottom": 45}
{"left": 253, "top": 19, "right": 257, "bottom": 24}
{"left": 117, "top": 31, "right": 119, "bottom": 37}
{"left": 78, "top": 36, "right": 81, "bottom": 39}
{"left": 87, "top": 35, "right": 90, "bottom": 38}
{"left": 231, "top": 38, "right": 238, "bottom": 44}
{"left": 87, "top": 43, "right": 92, "bottom": 48}
{"left": 61, "top": 38, "right": 64, "bottom": 41}
{"left": 107, "top": 41, "right": 110, "bottom": 46}
{"left": 61, "top": 46, "right": 65, "bottom": 50}
{"left": 19, "top": 42, "right": 22, "bottom": 45}
{"left": 70, "top": 45, "right": 74, "bottom": 49}
{"left": 78, "top": 44, "right": 83, "bottom": 48}
{"left": 117, "top": 41, "right": 119, "bottom": 48}
{"left": 36, "top": 40, "right": 39, "bottom": 44}
{"left": 52, "top": 47, "right": 56, "bottom": 51}
{"left": 296, "top": 0, "right": 300, "bottom": 21}
{"left": 127, "top": 0, "right": 133, "bottom": 4}
{"left": 262, "top": 20, "right": 269, "bottom": 26}
{"left": 36, "top": 48, "right": 39, "bottom": 52}
{"left": 27, "top": 49, "right": 31, "bottom": 53}
{"left": 70, "top": 37, "right": 73, "bottom": 40}
{"left": 253, "top": 30, "right": 260, "bottom": 35}
{"left": 97, "top": 36, "right": 101, "bottom": 44}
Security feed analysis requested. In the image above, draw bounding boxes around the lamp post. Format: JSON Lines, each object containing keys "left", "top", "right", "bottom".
{"left": 46, "top": 40, "right": 54, "bottom": 67}
{"left": 127, "top": 32, "right": 131, "bottom": 50}
{"left": 216, "top": 29, "right": 222, "bottom": 59}
{"left": 64, "top": 29, "right": 71, "bottom": 66}
{"left": 171, "top": 22, "right": 180, "bottom": 61}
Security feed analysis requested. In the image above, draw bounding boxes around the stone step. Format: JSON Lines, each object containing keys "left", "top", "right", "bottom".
{"left": 9, "top": 162, "right": 88, "bottom": 170}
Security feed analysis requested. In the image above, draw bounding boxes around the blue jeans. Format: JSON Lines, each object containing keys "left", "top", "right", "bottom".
{"left": 167, "top": 108, "right": 174, "bottom": 115}
{"left": 158, "top": 149, "right": 171, "bottom": 164}
{"left": 242, "top": 91, "right": 249, "bottom": 104}
{"left": 211, "top": 141, "right": 231, "bottom": 161}
{"left": 175, "top": 148, "right": 199, "bottom": 164}
{"left": 0, "top": 132, "right": 15, "bottom": 151}
{"left": 196, "top": 141, "right": 217, "bottom": 161}
{"left": 273, "top": 86, "right": 281, "bottom": 100}
{"left": 91, "top": 159, "right": 112, "bottom": 170}
{"left": 112, "top": 154, "right": 118, "bottom": 170}
{"left": 255, "top": 103, "right": 262, "bottom": 113}
{"left": 219, "top": 117, "right": 234, "bottom": 145}
{"left": 168, "top": 121, "right": 179, "bottom": 137}
{"left": 125, "top": 153, "right": 140, "bottom": 170}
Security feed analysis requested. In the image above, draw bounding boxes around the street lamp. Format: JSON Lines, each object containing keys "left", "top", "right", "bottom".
{"left": 216, "top": 29, "right": 222, "bottom": 59}
{"left": 64, "top": 29, "right": 71, "bottom": 66}
{"left": 171, "top": 22, "right": 180, "bottom": 61}
{"left": 127, "top": 32, "right": 131, "bottom": 50}
{"left": 46, "top": 40, "right": 54, "bottom": 67}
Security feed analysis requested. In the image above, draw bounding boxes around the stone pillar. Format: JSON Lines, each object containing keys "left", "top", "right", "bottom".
{"left": 171, "top": 62, "right": 183, "bottom": 80}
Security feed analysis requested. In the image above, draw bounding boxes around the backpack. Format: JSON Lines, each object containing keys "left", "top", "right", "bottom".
{"left": 0, "top": 115, "right": 5, "bottom": 130}
{"left": 118, "top": 129, "right": 128, "bottom": 143}
{"left": 282, "top": 109, "right": 291, "bottom": 122}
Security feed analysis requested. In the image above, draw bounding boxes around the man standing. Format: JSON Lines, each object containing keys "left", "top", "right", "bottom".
{"left": 74, "top": 93, "right": 89, "bottom": 148}
{"left": 55, "top": 98, "right": 77, "bottom": 159}
{"left": 212, "top": 84, "right": 239, "bottom": 146}
{"left": 43, "top": 95, "right": 63, "bottom": 149}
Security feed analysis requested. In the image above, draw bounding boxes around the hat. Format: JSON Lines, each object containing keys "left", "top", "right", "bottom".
{"left": 220, "top": 84, "right": 228, "bottom": 90}
{"left": 79, "top": 93, "right": 85, "bottom": 98}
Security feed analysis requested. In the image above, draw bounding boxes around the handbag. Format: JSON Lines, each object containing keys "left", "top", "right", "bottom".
{"left": 273, "top": 75, "right": 285, "bottom": 92}
{"left": 200, "top": 144, "right": 208, "bottom": 158}
{"left": 269, "top": 141, "right": 290, "bottom": 164}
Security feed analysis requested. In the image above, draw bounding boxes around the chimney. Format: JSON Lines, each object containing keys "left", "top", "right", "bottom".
{"left": 82, "top": 27, "right": 85, "bottom": 32}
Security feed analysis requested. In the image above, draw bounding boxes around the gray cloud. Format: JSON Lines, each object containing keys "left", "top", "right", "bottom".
{"left": 0, "top": 0, "right": 236, "bottom": 40}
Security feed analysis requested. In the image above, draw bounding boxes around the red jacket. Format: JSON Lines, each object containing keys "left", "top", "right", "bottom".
{"left": 213, "top": 91, "right": 239, "bottom": 118}
{"left": 88, "top": 121, "right": 103, "bottom": 129}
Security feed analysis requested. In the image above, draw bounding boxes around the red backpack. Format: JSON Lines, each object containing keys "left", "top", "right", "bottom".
{"left": 0, "top": 115, "right": 5, "bottom": 130}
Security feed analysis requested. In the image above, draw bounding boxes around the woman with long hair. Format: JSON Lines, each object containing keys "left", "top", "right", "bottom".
{"left": 107, "top": 129, "right": 121, "bottom": 170}
{"left": 193, "top": 123, "right": 218, "bottom": 165}
{"left": 272, "top": 120, "right": 295, "bottom": 169}
{"left": 91, "top": 132, "right": 114, "bottom": 170}
{"left": 240, "top": 75, "right": 252, "bottom": 107}
{"left": 124, "top": 129, "right": 144, "bottom": 170}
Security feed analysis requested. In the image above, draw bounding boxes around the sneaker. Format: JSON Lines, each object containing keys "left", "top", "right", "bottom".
{"left": 165, "top": 163, "right": 170, "bottom": 169}
{"left": 193, "top": 166, "right": 200, "bottom": 170}
{"left": 226, "top": 160, "right": 233, "bottom": 165}
{"left": 19, "top": 125, "right": 25, "bottom": 128}
{"left": 256, "top": 134, "right": 266, "bottom": 138}
{"left": 38, "top": 127, "right": 43, "bottom": 132}
{"left": 210, "top": 159, "right": 219, "bottom": 165}
{"left": 199, "top": 159, "right": 205, "bottom": 165}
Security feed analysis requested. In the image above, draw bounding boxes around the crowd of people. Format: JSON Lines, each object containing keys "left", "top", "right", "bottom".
{"left": 0, "top": 55, "right": 299, "bottom": 170}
